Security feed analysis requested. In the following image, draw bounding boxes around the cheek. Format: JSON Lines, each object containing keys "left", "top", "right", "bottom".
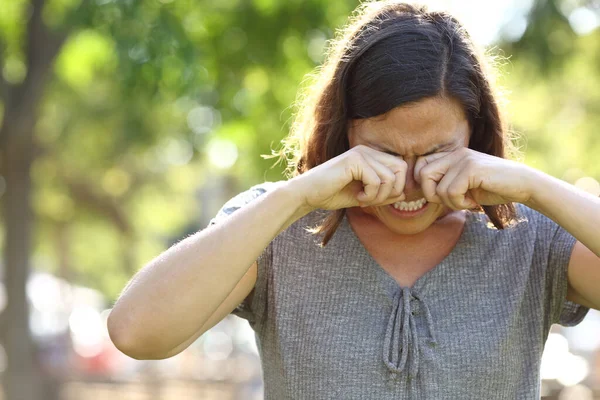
{"left": 362, "top": 207, "right": 376, "bottom": 216}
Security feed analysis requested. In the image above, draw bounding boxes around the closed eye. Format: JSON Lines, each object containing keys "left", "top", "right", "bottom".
{"left": 364, "top": 139, "right": 457, "bottom": 157}
{"left": 384, "top": 149, "right": 441, "bottom": 157}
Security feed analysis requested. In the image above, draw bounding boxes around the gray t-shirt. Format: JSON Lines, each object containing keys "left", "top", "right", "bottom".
{"left": 208, "top": 182, "right": 590, "bottom": 399}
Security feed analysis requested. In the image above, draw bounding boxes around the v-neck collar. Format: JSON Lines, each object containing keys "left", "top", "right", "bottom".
{"left": 338, "top": 209, "right": 476, "bottom": 381}
{"left": 340, "top": 209, "right": 475, "bottom": 295}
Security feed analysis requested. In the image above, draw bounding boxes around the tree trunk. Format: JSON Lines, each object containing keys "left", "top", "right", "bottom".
{"left": 0, "top": 120, "right": 41, "bottom": 400}
{"left": 0, "top": 0, "right": 67, "bottom": 397}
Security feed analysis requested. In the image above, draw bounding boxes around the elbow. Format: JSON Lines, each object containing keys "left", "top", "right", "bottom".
{"left": 107, "top": 308, "right": 170, "bottom": 360}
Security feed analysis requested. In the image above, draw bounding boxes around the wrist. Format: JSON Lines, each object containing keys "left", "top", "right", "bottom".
{"left": 521, "top": 167, "right": 555, "bottom": 212}
{"left": 277, "top": 177, "right": 317, "bottom": 218}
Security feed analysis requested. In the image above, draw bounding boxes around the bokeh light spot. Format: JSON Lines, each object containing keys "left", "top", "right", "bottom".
{"left": 575, "top": 177, "right": 600, "bottom": 196}
{"left": 243, "top": 67, "right": 270, "bottom": 96}
{"left": 101, "top": 168, "right": 131, "bottom": 197}
{"left": 187, "top": 106, "right": 220, "bottom": 134}
{"left": 569, "top": 7, "right": 600, "bottom": 36}
{"left": 206, "top": 138, "right": 238, "bottom": 169}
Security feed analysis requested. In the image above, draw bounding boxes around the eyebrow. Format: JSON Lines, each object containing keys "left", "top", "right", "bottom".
{"left": 365, "top": 140, "right": 454, "bottom": 157}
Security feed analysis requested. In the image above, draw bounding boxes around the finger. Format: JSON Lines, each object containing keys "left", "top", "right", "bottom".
{"left": 418, "top": 162, "right": 445, "bottom": 204}
{"left": 413, "top": 151, "right": 453, "bottom": 185}
{"left": 445, "top": 163, "right": 479, "bottom": 209}
{"left": 416, "top": 150, "right": 468, "bottom": 204}
{"left": 351, "top": 154, "right": 381, "bottom": 203}
{"left": 360, "top": 146, "right": 408, "bottom": 196}
{"left": 378, "top": 193, "right": 410, "bottom": 206}
{"left": 389, "top": 159, "right": 407, "bottom": 197}
{"left": 360, "top": 153, "right": 398, "bottom": 205}
{"left": 447, "top": 178, "right": 478, "bottom": 209}
{"left": 435, "top": 165, "right": 464, "bottom": 210}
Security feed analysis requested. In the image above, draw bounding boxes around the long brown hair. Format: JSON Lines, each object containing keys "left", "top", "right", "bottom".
{"left": 269, "top": 1, "right": 516, "bottom": 246}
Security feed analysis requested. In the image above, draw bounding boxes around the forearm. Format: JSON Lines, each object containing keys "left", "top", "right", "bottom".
{"left": 525, "top": 169, "right": 600, "bottom": 257}
{"left": 108, "top": 180, "right": 313, "bottom": 356}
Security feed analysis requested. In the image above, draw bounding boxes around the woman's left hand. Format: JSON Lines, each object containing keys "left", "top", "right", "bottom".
{"left": 413, "top": 148, "right": 535, "bottom": 210}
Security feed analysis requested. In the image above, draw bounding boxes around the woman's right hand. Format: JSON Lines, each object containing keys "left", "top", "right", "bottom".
{"left": 290, "top": 145, "right": 408, "bottom": 211}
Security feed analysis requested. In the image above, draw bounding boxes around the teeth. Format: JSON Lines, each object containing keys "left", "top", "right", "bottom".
{"left": 393, "top": 198, "right": 427, "bottom": 211}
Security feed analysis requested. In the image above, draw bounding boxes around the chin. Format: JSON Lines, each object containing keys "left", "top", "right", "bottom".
{"left": 383, "top": 222, "right": 433, "bottom": 235}
{"left": 379, "top": 218, "right": 437, "bottom": 236}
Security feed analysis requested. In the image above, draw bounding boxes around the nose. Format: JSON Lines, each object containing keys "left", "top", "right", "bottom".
{"left": 403, "top": 156, "right": 419, "bottom": 192}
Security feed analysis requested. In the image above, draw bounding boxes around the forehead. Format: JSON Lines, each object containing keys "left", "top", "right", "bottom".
{"left": 348, "top": 96, "right": 470, "bottom": 155}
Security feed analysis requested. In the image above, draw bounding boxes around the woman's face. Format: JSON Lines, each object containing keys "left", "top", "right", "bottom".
{"left": 347, "top": 96, "right": 471, "bottom": 235}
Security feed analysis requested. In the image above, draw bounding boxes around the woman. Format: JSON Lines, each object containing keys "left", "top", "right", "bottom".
{"left": 108, "top": 1, "right": 600, "bottom": 398}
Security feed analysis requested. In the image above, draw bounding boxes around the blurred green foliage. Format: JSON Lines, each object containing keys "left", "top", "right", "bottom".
{"left": 0, "top": 0, "right": 357, "bottom": 302}
{"left": 0, "top": 0, "right": 599, "bottom": 303}
{"left": 502, "top": 0, "right": 600, "bottom": 180}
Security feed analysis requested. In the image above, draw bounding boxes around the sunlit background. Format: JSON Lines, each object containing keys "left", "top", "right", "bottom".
{"left": 1, "top": 0, "right": 599, "bottom": 399}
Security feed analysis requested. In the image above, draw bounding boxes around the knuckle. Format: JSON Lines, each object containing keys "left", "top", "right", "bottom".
{"left": 420, "top": 164, "right": 433, "bottom": 177}
{"left": 366, "top": 193, "right": 378, "bottom": 202}
{"left": 381, "top": 171, "right": 395, "bottom": 183}
{"left": 393, "top": 165, "right": 407, "bottom": 176}
{"left": 448, "top": 187, "right": 462, "bottom": 197}
{"left": 463, "top": 157, "right": 476, "bottom": 170}
{"left": 422, "top": 184, "right": 435, "bottom": 197}
{"left": 458, "top": 147, "right": 470, "bottom": 157}
{"left": 365, "top": 181, "right": 381, "bottom": 196}
{"left": 347, "top": 146, "right": 363, "bottom": 160}
{"left": 348, "top": 150, "right": 364, "bottom": 164}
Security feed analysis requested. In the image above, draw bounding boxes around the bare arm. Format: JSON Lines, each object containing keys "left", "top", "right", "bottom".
{"left": 107, "top": 180, "right": 313, "bottom": 359}
{"left": 107, "top": 144, "right": 411, "bottom": 359}
{"left": 161, "top": 261, "right": 258, "bottom": 359}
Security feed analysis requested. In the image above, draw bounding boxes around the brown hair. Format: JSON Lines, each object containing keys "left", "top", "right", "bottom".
{"left": 269, "top": 1, "right": 516, "bottom": 246}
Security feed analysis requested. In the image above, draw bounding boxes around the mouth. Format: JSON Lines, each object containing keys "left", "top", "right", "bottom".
{"left": 392, "top": 198, "right": 427, "bottom": 211}
{"left": 386, "top": 197, "right": 429, "bottom": 218}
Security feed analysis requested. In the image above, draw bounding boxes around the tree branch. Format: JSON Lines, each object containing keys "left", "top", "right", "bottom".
{"left": 0, "top": 0, "right": 68, "bottom": 151}
{"left": 63, "top": 175, "right": 133, "bottom": 235}
{"left": 0, "top": 41, "right": 7, "bottom": 104}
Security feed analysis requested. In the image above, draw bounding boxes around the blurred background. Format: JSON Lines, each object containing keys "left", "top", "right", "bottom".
{"left": 0, "top": 0, "right": 599, "bottom": 399}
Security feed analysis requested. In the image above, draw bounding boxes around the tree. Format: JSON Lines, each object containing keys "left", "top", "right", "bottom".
{"left": 500, "top": 0, "right": 600, "bottom": 182}
{"left": 1, "top": 0, "right": 69, "bottom": 397}
{"left": 0, "top": 1, "right": 357, "bottom": 398}
{"left": 5, "top": 1, "right": 596, "bottom": 398}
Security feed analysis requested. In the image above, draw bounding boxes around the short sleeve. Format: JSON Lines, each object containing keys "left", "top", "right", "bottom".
{"left": 208, "top": 183, "right": 271, "bottom": 227}
{"left": 207, "top": 182, "right": 278, "bottom": 327}
{"left": 522, "top": 204, "right": 591, "bottom": 327}
{"left": 546, "top": 223, "right": 590, "bottom": 327}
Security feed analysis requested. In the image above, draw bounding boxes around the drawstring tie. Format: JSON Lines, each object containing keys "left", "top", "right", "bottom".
{"left": 383, "top": 287, "right": 437, "bottom": 381}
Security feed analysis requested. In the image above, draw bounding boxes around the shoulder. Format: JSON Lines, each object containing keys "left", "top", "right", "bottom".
{"left": 468, "top": 203, "right": 557, "bottom": 234}
{"left": 513, "top": 203, "right": 546, "bottom": 224}
{"left": 210, "top": 180, "right": 329, "bottom": 232}
{"left": 462, "top": 204, "right": 567, "bottom": 256}
{"left": 223, "top": 181, "right": 283, "bottom": 207}
{"left": 209, "top": 181, "right": 285, "bottom": 226}
{"left": 512, "top": 203, "right": 563, "bottom": 239}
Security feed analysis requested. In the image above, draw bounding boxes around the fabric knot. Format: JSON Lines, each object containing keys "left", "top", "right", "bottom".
{"left": 383, "top": 287, "right": 437, "bottom": 380}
